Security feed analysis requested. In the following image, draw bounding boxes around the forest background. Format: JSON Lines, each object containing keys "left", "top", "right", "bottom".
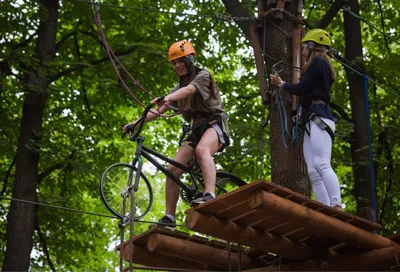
{"left": 1, "top": 0, "right": 399, "bottom": 270}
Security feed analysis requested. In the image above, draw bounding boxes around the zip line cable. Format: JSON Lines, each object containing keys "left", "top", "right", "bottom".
{"left": 0, "top": 196, "right": 116, "bottom": 219}
{"left": 329, "top": 50, "right": 400, "bottom": 99}
{"left": 0, "top": 196, "right": 188, "bottom": 228}
{"left": 269, "top": 16, "right": 400, "bottom": 99}
{"left": 343, "top": 6, "right": 400, "bottom": 47}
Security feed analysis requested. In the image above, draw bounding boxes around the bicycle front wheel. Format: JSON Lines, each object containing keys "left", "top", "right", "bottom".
{"left": 100, "top": 163, "right": 153, "bottom": 219}
{"left": 215, "top": 171, "right": 247, "bottom": 196}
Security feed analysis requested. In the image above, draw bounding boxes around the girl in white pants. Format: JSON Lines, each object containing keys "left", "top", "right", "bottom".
{"left": 270, "top": 29, "right": 342, "bottom": 210}
{"left": 303, "top": 118, "right": 341, "bottom": 208}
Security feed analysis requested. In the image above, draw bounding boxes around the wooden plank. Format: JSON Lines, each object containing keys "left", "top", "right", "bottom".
{"left": 285, "top": 228, "right": 314, "bottom": 241}
{"left": 185, "top": 210, "right": 330, "bottom": 260}
{"left": 188, "top": 180, "right": 381, "bottom": 232}
{"left": 186, "top": 235, "right": 209, "bottom": 244}
{"left": 188, "top": 179, "right": 279, "bottom": 215}
{"left": 267, "top": 221, "right": 307, "bottom": 237}
{"left": 147, "top": 233, "right": 264, "bottom": 270}
{"left": 249, "top": 190, "right": 392, "bottom": 250}
{"left": 247, "top": 216, "right": 284, "bottom": 231}
{"left": 305, "top": 234, "right": 343, "bottom": 250}
{"left": 121, "top": 244, "right": 212, "bottom": 270}
{"left": 188, "top": 179, "right": 266, "bottom": 214}
{"left": 215, "top": 200, "right": 252, "bottom": 219}
{"left": 244, "top": 247, "right": 400, "bottom": 271}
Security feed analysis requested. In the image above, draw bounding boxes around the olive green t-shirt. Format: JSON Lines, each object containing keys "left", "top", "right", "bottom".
{"left": 169, "top": 69, "right": 224, "bottom": 122}
{"left": 169, "top": 69, "right": 229, "bottom": 136}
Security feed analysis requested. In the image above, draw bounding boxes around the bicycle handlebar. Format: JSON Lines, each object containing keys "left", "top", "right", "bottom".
{"left": 123, "top": 98, "right": 166, "bottom": 140}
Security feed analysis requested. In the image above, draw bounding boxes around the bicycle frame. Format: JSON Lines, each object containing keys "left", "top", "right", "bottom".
{"left": 130, "top": 135, "right": 200, "bottom": 196}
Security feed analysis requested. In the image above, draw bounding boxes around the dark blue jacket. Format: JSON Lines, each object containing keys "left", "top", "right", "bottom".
{"left": 283, "top": 56, "right": 336, "bottom": 121}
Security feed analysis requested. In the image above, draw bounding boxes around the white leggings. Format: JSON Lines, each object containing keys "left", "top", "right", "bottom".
{"left": 303, "top": 118, "right": 341, "bottom": 207}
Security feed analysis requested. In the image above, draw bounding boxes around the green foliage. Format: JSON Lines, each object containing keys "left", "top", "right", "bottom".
{"left": 0, "top": 0, "right": 399, "bottom": 269}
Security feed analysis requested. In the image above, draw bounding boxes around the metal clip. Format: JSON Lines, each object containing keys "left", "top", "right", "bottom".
{"left": 91, "top": 1, "right": 100, "bottom": 17}
{"left": 272, "top": 60, "right": 284, "bottom": 75}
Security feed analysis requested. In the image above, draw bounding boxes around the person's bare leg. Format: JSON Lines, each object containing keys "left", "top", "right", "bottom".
{"left": 165, "top": 143, "right": 195, "bottom": 216}
{"left": 195, "top": 128, "right": 222, "bottom": 194}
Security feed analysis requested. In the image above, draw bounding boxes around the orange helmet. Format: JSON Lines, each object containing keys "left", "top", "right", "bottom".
{"left": 168, "top": 40, "right": 197, "bottom": 62}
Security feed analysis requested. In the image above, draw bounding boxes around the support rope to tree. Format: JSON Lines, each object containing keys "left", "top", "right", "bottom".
{"left": 342, "top": 6, "right": 400, "bottom": 47}
{"left": 362, "top": 75, "right": 377, "bottom": 223}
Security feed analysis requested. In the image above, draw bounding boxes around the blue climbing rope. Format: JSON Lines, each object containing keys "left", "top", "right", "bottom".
{"left": 273, "top": 89, "right": 300, "bottom": 148}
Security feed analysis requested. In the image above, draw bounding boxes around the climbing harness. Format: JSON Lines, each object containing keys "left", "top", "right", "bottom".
{"left": 300, "top": 104, "right": 335, "bottom": 142}
{"left": 185, "top": 113, "right": 228, "bottom": 148}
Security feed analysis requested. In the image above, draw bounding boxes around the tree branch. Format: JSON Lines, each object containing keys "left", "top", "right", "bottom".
{"left": 306, "top": 0, "right": 317, "bottom": 19}
{"left": 37, "top": 163, "right": 64, "bottom": 184}
{"left": 378, "top": 128, "right": 394, "bottom": 226}
{"left": 221, "top": 0, "right": 253, "bottom": 38}
{"left": 55, "top": 31, "right": 77, "bottom": 53}
{"left": 79, "top": 29, "right": 104, "bottom": 48}
{"left": 37, "top": 150, "right": 76, "bottom": 183}
{"left": 35, "top": 214, "right": 56, "bottom": 272}
{"left": 74, "top": 34, "right": 92, "bottom": 113}
{"left": 316, "top": 0, "right": 343, "bottom": 29}
{"left": 377, "top": 0, "right": 390, "bottom": 54}
{"left": 1, "top": 153, "right": 17, "bottom": 195}
{"left": 51, "top": 46, "right": 137, "bottom": 81}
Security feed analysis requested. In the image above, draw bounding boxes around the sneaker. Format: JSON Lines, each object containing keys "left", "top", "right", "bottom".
{"left": 148, "top": 215, "right": 176, "bottom": 230}
{"left": 191, "top": 192, "right": 215, "bottom": 205}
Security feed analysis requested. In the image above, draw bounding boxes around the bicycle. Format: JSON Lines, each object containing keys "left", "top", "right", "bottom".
{"left": 100, "top": 103, "right": 246, "bottom": 221}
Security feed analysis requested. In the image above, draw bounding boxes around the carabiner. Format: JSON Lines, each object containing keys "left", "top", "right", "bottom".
{"left": 91, "top": 1, "right": 100, "bottom": 18}
{"left": 272, "top": 60, "right": 284, "bottom": 75}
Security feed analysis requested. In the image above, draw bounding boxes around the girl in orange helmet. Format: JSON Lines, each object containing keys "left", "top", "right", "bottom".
{"left": 124, "top": 40, "right": 230, "bottom": 228}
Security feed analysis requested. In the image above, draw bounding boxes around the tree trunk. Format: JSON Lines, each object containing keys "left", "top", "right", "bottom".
{"left": 222, "top": 0, "right": 308, "bottom": 194}
{"left": 343, "top": 0, "right": 376, "bottom": 221}
{"left": 263, "top": 3, "right": 308, "bottom": 194}
{"left": 2, "top": 0, "right": 59, "bottom": 270}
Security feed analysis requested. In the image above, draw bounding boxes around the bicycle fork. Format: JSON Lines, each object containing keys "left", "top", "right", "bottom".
{"left": 119, "top": 136, "right": 144, "bottom": 226}
{"left": 120, "top": 137, "right": 145, "bottom": 272}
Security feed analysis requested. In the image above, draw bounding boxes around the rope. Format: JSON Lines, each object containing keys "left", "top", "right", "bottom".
{"left": 0, "top": 196, "right": 116, "bottom": 219}
{"left": 273, "top": 89, "right": 300, "bottom": 148}
{"left": 92, "top": 12, "right": 182, "bottom": 117}
{"left": 362, "top": 75, "right": 377, "bottom": 223}
{"left": 329, "top": 50, "right": 400, "bottom": 99}
{"left": 0, "top": 196, "right": 187, "bottom": 227}
{"left": 264, "top": 256, "right": 282, "bottom": 271}
{"left": 343, "top": 6, "right": 400, "bottom": 47}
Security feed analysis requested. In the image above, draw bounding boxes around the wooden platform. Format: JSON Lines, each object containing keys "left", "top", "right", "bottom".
{"left": 185, "top": 179, "right": 399, "bottom": 270}
{"left": 118, "top": 179, "right": 400, "bottom": 271}
{"left": 117, "top": 227, "right": 275, "bottom": 270}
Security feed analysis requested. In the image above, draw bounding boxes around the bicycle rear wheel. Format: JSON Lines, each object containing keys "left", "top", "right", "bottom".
{"left": 100, "top": 163, "right": 153, "bottom": 219}
{"left": 215, "top": 171, "right": 247, "bottom": 196}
